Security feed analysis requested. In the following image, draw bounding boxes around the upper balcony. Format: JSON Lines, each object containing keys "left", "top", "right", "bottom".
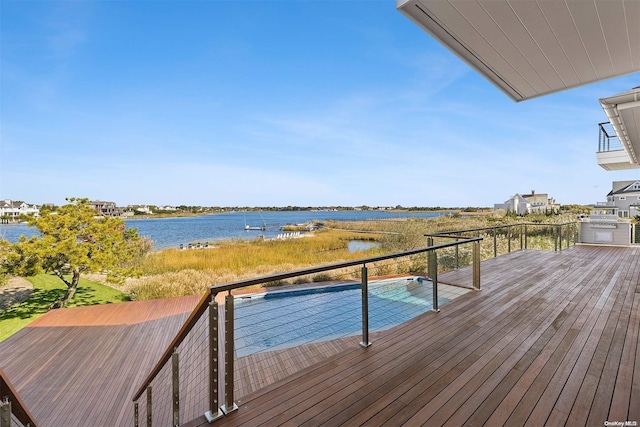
{"left": 597, "top": 88, "right": 640, "bottom": 171}
{"left": 596, "top": 121, "right": 639, "bottom": 170}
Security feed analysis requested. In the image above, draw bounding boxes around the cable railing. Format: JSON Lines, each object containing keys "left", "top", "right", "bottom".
{"left": 131, "top": 236, "right": 482, "bottom": 426}
{"left": 428, "top": 221, "right": 579, "bottom": 263}
{"left": 0, "top": 368, "right": 39, "bottom": 427}
{"left": 598, "top": 121, "right": 623, "bottom": 152}
{"left": 130, "top": 221, "right": 578, "bottom": 426}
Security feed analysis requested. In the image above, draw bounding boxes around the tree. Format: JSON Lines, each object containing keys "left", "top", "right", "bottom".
{"left": 7, "top": 198, "right": 149, "bottom": 309}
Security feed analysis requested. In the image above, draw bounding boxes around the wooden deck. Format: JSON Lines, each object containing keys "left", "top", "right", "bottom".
{"left": 0, "top": 244, "right": 638, "bottom": 426}
{"left": 0, "top": 294, "right": 202, "bottom": 426}
{"left": 188, "top": 245, "right": 640, "bottom": 426}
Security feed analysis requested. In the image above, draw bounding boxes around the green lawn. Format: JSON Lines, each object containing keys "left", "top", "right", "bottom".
{"left": 0, "top": 273, "right": 129, "bottom": 342}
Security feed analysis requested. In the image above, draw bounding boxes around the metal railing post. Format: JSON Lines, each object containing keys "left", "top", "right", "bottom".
{"left": 428, "top": 249, "right": 439, "bottom": 312}
{"left": 455, "top": 237, "right": 459, "bottom": 269}
{"left": 0, "top": 397, "right": 10, "bottom": 427}
{"left": 554, "top": 226, "right": 558, "bottom": 252}
{"left": 520, "top": 224, "right": 524, "bottom": 250}
{"left": 204, "top": 294, "right": 223, "bottom": 423}
{"left": 134, "top": 402, "right": 139, "bottom": 427}
{"left": 427, "top": 236, "right": 435, "bottom": 278}
{"left": 360, "top": 264, "right": 371, "bottom": 347}
{"left": 222, "top": 292, "right": 238, "bottom": 415}
{"left": 146, "top": 387, "right": 152, "bottom": 427}
{"left": 473, "top": 240, "right": 481, "bottom": 290}
{"left": 525, "top": 224, "right": 528, "bottom": 249}
{"left": 493, "top": 228, "right": 497, "bottom": 257}
{"left": 507, "top": 225, "right": 511, "bottom": 253}
{"left": 559, "top": 224, "right": 563, "bottom": 251}
{"left": 172, "top": 351, "right": 179, "bottom": 427}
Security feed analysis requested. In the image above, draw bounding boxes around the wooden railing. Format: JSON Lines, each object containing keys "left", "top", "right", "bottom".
{"left": 0, "top": 368, "right": 39, "bottom": 427}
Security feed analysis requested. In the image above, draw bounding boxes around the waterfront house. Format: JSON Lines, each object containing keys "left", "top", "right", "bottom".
{"left": 521, "top": 191, "right": 560, "bottom": 214}
{"left": 494, "top": 191, "right": 558, "bottom": 215}
{"left": 88, "top": 200, "right": 124, "bottom": 217}
{"left": 128, "top": 204, "right": 154, "bottom": 214}
{"left": 604, "top": 180, "right": 640, "bottom": 218}
{"left": 0, "top": 199, "right": 39, "bottom": 222}
{"left": 494, "top": 194, "right": 530, "bottom": 215}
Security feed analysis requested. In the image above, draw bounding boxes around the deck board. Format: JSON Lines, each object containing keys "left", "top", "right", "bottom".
{"left": 1, "top": 245, "right": 639, "bottom": 426}
{"left": 0, "top": 295, "right": 201, "bottom": 427}
{"left": 201, "top": 245, "right": 640, "bottom": 426}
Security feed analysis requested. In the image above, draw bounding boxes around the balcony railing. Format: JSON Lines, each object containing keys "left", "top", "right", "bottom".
{"left": 130, "top": 221, "right": 577, "bottom": 426}
{"left": 0, "top": 368, "right": 40, "bottom": 427}
{"left": 598, "top": 121, "right": 623, "bottom": 152}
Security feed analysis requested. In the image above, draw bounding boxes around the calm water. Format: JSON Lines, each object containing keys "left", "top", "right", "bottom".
{"left": 0, "top": 210, "right": 448, "bottom": 250}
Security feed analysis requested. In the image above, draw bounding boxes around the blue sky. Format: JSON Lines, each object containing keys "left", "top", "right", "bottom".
{"left": 1, "top": 1, "right": 639, "bottom": 208}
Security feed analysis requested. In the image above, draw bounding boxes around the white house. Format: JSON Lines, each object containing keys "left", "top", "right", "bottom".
{"left": 0, "top": 199, "right": 40, "bottom": 221}
{"left": 128, "top": 205, "right": 153, "bottom": 214}
{"left": 495, "top": 191, "right": 559, "bottom": 215}
{"left": 494, "top": 194, "right": 530, "bottom": 215}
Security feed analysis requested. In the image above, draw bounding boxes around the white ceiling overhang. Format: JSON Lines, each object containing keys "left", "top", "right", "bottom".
{"left": 397, "top": 0, "right": 640, "bottom": 102}
{"left": 600, "top": 87, "right": 640, "bottom": 165}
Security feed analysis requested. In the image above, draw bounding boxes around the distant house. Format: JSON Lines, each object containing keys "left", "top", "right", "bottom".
{"left": 0, "top": 199, "right": 40, "bottom": 221}
{"left": 128, "top": 205, "right": 153, "bottom": 214}
{"left": 88, "top": 200, "right": 123, "bottom": 217}
{"left": 604, "top": 180, "right": 640, "bottom": 218}
{"left": 521, "top": 191, "right": 560, "bottom": 214}
{"left": 494, "top": 194, "right": 530, "bottom": 215}
{"left": 494, "top": 191, "right": 559, "bottom": 215}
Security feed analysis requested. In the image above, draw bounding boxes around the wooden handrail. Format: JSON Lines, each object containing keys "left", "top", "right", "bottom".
{"left": 0, "top": 368, "right": 40, "bottom": 427}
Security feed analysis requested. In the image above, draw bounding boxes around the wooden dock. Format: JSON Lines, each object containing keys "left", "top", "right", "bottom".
{"left": 0, "top": 244, "right": 638, "bottom": 426}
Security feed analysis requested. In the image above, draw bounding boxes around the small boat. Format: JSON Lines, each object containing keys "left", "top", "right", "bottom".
{"left": 244, "top": 212, "right": 267, "bottom": 231}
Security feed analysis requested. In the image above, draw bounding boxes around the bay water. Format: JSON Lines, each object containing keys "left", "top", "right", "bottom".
{"left": 0, "top": 210, "right": 448, "bottom": 250}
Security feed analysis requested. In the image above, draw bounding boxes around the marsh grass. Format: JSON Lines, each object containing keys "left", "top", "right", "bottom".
{"left": 125, "top": 214, "right": 578, "bottom": 300}
{"left": 127, "top": 230, "right": 384, "bottom": 300}
{"left": 141, "top": 230, "right": 380, "bottom": 273}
